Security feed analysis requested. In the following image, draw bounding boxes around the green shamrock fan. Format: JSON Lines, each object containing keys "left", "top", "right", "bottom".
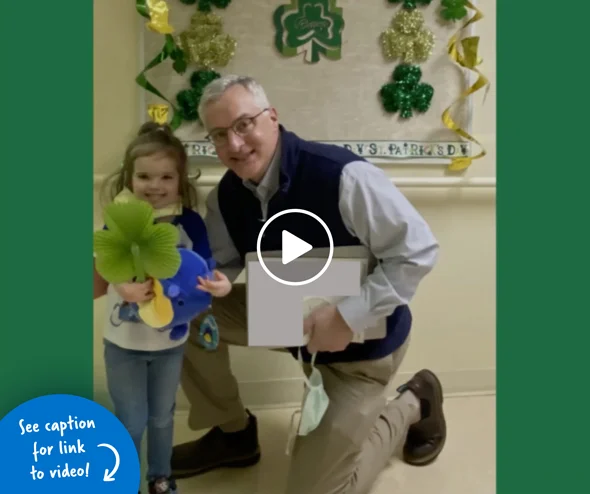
{"left": 93, "top": 198, "right": 181, "bottom": 285}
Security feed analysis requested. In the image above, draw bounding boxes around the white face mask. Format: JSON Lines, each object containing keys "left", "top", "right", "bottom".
{"left": 286, "top": 349, "right": 330, "bottom": 455}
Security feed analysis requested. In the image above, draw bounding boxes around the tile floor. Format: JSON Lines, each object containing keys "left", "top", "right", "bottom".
{"left": 171, "top": 394, "right": 495, "bottom": 494}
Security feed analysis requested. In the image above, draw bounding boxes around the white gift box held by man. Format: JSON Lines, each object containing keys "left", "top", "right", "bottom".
{"left": 171, "top": 75, "right": 446, "bottom": 494}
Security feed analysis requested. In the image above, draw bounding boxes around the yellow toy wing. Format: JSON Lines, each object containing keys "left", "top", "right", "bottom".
{"left": 138, "top": 279, "right": 174, "bottom": 328}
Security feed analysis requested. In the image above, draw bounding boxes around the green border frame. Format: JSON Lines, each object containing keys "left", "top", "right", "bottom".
{"left": 1, "top": 1, "right": 589, "bottom": 492}
{"left": 498, "top": 0, "right": 589, "bottom": 493}
{"left": 0, "top": 2, "right": 93, "bottom": 418}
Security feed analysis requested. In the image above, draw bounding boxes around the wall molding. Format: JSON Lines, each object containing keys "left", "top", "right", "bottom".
{"left": 212, "top": 369, "right": 496, "bottom": 411}
{"left": 174, "top": 367, "right": 495, "bottom": 412}
{"left": 95, "top": 367, "right": 495, "bottom": 416}
{"left": 94, "top": 173, "right": 496, "bottom": 189}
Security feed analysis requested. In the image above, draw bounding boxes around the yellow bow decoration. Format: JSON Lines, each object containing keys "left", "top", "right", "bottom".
{"left": 148, "top": 103, "right": 169, "bottom": 124}
{"left": 145, "top": 0, "right": 174, "bottom": 34}
{"left": 442, "top": 1, "right": 489, "bottom": 172}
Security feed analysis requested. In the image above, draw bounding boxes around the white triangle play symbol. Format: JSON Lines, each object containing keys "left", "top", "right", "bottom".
{"left": 282, "top": 230, "right": 313, "bottom": 265}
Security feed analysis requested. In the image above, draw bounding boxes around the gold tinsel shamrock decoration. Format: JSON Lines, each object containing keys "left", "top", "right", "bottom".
{"left": 176, "top": 11, "right": 237, "bottom": 69}
{"left": 388, "top": 0, "right": 432, "bottom": 10}
{"left": 379, "top": 64, "right": 434, "bottom": 119}
{"left": 175, "top": 69, "right": 221, "bottom": 124}
{"left": 440, "top": 0, "right": 469, "bottom": 21}
{"left": 380, "top": 9, "right": 435, "bottom": 64}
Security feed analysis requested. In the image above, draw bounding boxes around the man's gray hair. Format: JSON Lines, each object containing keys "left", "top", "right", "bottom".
{"left": 197, "top": 75, "right": 271, "bottom": 127}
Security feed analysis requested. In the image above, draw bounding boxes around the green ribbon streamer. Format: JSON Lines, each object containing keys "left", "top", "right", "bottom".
{"left": 136, "top": 0, "right": 150, "bottom": 18}
{"left": 135, "top": 0, "right": 186, "bottom": 129}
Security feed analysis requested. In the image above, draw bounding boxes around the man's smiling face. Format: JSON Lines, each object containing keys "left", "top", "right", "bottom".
{"left": 202, "top": 84, "right": 279, "bottom": 183}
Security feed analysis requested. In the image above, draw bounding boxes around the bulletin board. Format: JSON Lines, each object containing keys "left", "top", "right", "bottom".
{"left": 138, "top": 0, "right": 487, "bottom": 166}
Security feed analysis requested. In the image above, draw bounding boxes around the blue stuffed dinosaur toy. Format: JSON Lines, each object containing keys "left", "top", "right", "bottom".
{"left": 112, "top": 248, "right": 215, "bottom": 341}
{"left": 95, "top": 195, "right": 220, "bottom": 347}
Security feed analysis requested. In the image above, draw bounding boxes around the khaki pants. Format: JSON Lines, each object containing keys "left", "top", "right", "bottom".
{"left": 180, "top": 285, "right": 415, "bottom": 494}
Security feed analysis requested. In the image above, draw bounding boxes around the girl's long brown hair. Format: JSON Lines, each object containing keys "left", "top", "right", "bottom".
{"left": 100, "top": 122, "right": 201, "bottom": 209}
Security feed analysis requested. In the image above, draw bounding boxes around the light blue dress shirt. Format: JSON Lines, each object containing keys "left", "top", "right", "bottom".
{"left": 204, "top": 145, "right": 439, "bottom": 333}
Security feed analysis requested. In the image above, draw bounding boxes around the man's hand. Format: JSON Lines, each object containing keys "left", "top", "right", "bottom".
{"left": 197, "top": 270, "right": 232, "bottom": 298}
{"left": 113, "top": 280, "right": 154, "bottom": 303}
{"left": 304, "top": 303, "right": 354, "bottom": 354}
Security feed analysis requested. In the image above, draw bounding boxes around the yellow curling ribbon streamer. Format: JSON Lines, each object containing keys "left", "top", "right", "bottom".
{"left": 145, "top": 0, "right": 174, "bottom": 34}
{"left": 136, "top": 0, "right": 187, "bottom": 129}
{"left": 442, "top": 1, "right": 489, "bottom": 171}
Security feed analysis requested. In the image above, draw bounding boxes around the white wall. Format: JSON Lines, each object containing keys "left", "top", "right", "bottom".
{"left": 93, "top": 0, "right": 496, "bottom": 410}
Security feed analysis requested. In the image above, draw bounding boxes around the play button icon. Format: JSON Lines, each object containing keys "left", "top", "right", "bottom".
{"left": 282, "top": 230, "right": 312, "bottom": 265}
{"left": 256, "top": 209, "right": 334, "bottom": 286}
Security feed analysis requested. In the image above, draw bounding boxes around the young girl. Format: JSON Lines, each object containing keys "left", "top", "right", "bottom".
{"left": 94, "top": 122, "right": 231, "bottom": 494}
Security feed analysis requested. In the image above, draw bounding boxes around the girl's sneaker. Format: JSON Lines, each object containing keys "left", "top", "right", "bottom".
{"left": 148, "top": 477, "right": 178, "bottom": 494}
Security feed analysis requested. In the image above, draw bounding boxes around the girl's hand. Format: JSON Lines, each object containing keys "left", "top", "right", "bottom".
{"left": 197, "top": 270, "right": 232, "bottom": 298}
{"left": 114, "top": 280, "right": 154, "bottom": 303}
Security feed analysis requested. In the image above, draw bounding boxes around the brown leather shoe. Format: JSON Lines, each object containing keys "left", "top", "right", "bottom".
{"left": 396, "top": 369, "right": 446, "bottom": 466}
{"left": 171, "top": 410, "right": 261, "bottom": 479}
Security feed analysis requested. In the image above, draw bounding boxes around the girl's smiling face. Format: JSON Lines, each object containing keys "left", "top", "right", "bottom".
{"left": 131, "top": 152, "right": 180, "bottom": 209}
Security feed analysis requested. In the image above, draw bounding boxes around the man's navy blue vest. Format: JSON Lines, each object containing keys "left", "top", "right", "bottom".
{"left": 217, "top": 126, "right": 411, "bottom": 364}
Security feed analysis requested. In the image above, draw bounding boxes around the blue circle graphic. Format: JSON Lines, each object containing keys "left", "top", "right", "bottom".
{"left": 0, "top": 394, "right": 140, "bottom": 493}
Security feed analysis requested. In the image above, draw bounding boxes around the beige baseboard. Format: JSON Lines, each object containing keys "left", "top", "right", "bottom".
{"left": 172, "top": 368, "right": 495, "bottom": 412}
{"left": 94, "top": 368, "right": 495, "bottom": 414}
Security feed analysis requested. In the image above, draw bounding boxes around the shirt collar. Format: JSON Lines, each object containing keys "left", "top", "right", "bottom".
{"left": 242, "top": 137, "right": 282, "bottom": 196}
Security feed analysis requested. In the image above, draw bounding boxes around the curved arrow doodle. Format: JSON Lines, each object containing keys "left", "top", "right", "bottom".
{"left": 98, "top": 443, "right": 120, "bottom": 482}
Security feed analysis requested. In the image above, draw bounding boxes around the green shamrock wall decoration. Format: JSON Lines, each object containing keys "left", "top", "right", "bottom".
{"left": 440, "top": 0, "right": 468, "bottom": 21}
{"left": 175, "top": 69, "right": 221, "bottom": 125}
{"left": 180, "top": 0, "right": 232, "bottom": 11}
{"left": 379, "top": 64, "right": 434, "bottom": 119}
{"left": 273, "top": 0, "right": 345, "bottom": 63}
{"left": 388, "top": 0, "right": 432, "bottom": 10}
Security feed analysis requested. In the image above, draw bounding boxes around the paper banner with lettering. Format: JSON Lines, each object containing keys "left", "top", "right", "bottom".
{"left": 182, "top": 140, "right": 471, "bottom": 160}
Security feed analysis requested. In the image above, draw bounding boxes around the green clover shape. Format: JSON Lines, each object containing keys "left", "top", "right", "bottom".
{"left": 93, "top": 199, "right": 181, "bottom": 284}
{"left": 274, "top": 0, "right": 345, "bottom": 63}
{"left": 440, "top": 0, "right": 469, "bottom": 21}
{"left": 388, "top": 0, "right": 432, "bottom": 10}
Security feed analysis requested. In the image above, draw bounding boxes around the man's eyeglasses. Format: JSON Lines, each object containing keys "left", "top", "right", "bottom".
{"left": 205, "top": 108, "right": 269, "bottom": 146}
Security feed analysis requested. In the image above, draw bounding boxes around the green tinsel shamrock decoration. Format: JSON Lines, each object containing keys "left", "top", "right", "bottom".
{"left": 388, "top": 0, "right": 432, "bottom": 10}
{"left": 190, "top": 69, "right": 221, "bottom": 91}
{"left": 197, "top": 0, "right": 232, "bottom": 12}
{"left": 379, "top": 64, "right": 434, "bottom": 119}
{"left": 179, "top": 0, "right": 232, "bottom": 12}
{"left": 176, "top": 89, "right": 200, "bottom": 121}
{"left": 440, "top": 0, "right": 468, "bottom": 21}
{"left": 168, "top": 41, "right": 188, "bottom": 75}
{"left": 175, "top": 69, "right": 221, "bottom": 124}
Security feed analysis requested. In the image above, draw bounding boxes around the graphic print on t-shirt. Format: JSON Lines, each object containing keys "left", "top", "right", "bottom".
{"left": 109, "top": 223, "right": 194, "bottom": 327}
